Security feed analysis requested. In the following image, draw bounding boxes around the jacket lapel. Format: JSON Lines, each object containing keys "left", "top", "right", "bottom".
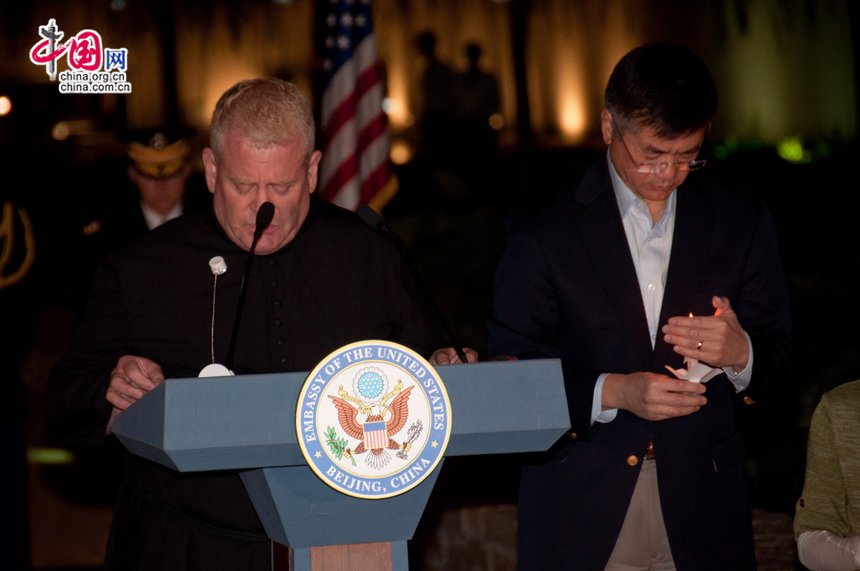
{"left": 655, "top": 178, "right": 716, "bottom": 368}
{"left": 574, "top": 161, "right": 653, "bottom": 365}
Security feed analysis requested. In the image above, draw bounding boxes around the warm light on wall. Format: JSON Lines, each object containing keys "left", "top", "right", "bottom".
{"left": 559, "top": 96, "right": 586, "bottom": 141}
{"left": 198, "top": 63, "right": 266, "bottom": 129}
{"left": 51, "top": 120, "right": 97, "bottom": 141}
{"left": 382, "top": 97, "right": 413, "bottom": 129}
{"left": 0, "top": 95, "right": 11, "bottom": 116}
{"left": 389, "top": 139, "right": 412, "bottom": 165}
{"left": 52, "top": 122, "right": 70, "bottom": 141}
{"left": 555, "top": 69, "right": 589, "bottom": 141}
{"left": 379, "top": 34, "right": 408, "bottom": 131}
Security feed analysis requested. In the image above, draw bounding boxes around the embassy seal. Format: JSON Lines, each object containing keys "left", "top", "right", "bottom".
{"left": 296, "top": 340, "right": 452, "bottom": 500}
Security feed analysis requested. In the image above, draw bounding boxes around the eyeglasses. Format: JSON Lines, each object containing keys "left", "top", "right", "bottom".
{"left": 612, "top": 123, "right": 706, "bottom": 175}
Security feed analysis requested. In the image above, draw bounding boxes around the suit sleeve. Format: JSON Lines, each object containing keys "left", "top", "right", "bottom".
{"left": 45, "top": 255, "right": 130, "bottom": 448}
{"left": 488, "top": 211, "right": 560, "bottom": 359}
{"left": 734, "top": 201, "right": 793, "bottom": 404}
{"left": 488, "top": 210, "right": 600, "bottom": 434}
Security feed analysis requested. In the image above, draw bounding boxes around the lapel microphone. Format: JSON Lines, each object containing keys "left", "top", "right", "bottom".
{"left": 356, "top": 204, "right": 469, "bottom": 364}
{"left": 225, "top": 202, "right": 276, "bottom": 370}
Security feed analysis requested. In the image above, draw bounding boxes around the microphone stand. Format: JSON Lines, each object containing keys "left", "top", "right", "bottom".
{"left": 357, "top": 204, "right": 469, "bottom": 363}
{"left": 225, "top": 203, "right": 275, "bottom": 371}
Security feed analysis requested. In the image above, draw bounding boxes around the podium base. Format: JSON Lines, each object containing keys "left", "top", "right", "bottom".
{"left": 274, "top": 540, "right": 408, "bottom": 570}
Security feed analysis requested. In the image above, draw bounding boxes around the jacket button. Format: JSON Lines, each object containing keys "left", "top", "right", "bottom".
{"left": 627, "top": 455, "right": 639, "bottom": 467}
{"left": 567, "top": 432, "right": 577, "bottom": 440}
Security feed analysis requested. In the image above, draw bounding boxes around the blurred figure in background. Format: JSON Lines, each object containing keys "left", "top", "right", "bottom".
{"left": 118, "top": 127, "right": 210, "bottom": 242}
{"left": 0, "top": 183, "right": 36, "bottom": 571}
{"left": 415, "top": 30, "right": 457, "bottom": 167}
{"left": 455, "top": 42, "right": 500, "bottom": 164}
{"left": 41, "top": 127, "right": 210, "bottom": 323}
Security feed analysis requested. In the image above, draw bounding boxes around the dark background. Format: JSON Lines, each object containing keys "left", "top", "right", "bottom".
{"left": 2, "top": 0, "right": 860, "bottom": 568}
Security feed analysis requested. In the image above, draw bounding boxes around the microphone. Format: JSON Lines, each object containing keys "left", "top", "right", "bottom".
{"left": 357, "top": 204, "right": 469, "bottom": 364}
{"left": 253, "top": 201, "right": 275, "bottom": 244}
{"left": 226, "top": 202, "right": 275, "bottom": 370}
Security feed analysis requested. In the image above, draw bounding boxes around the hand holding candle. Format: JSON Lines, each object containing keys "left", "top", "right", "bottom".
{"left": 661, "top": 296, "right": 750, "bottom": 373}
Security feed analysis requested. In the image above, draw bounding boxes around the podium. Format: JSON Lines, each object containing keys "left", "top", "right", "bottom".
{"left": 112, "top": 358, "right": 569, "bottom": 570}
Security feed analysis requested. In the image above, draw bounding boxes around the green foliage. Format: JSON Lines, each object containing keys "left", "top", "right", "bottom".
{"left": 325, "top": 426, "right": 356, "bottom": 467}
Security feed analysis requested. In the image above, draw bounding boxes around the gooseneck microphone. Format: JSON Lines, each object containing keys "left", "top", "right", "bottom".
{"left": 252, "top": 202, "right": 275, "bottom": 243}
{"left": 357, "top": 204, "right": 469, "bottom": 364}
{"left": 225, "top": 202, "right": 275, "bottom": 370}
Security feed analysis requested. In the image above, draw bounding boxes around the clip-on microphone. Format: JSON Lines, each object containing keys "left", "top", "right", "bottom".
{"left": 225, "top": 202, "right": 275, "bottom": 370}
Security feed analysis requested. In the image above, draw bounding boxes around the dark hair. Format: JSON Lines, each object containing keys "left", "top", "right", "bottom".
{"left": 605, "top": 42, "right": 717, "bottom": 139}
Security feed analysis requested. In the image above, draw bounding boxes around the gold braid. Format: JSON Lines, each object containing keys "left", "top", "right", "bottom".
{"left": 0, "top": 200, "right": 36, "bottom": 289}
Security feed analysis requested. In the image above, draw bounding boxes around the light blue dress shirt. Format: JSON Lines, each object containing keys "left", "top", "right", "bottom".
{"left": 591, "top": 153, "right": 752, "bottom": 424}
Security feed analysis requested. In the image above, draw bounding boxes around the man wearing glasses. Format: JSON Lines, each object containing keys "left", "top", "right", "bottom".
{"left": 489, "top": 42, "right": 792, "bottom": 570}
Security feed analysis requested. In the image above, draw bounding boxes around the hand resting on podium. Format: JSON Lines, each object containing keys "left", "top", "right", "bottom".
{"left": 429, "top": 347, "right": 479, "bottom": 365}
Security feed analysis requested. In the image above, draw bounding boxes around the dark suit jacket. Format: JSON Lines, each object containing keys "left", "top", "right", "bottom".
{"left": 488, "top": 157, "right": 792, "bottom": 570}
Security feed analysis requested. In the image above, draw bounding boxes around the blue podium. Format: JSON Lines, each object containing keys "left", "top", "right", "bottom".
{"left": 112, "top": 359, "right": 568, "bottom": 570}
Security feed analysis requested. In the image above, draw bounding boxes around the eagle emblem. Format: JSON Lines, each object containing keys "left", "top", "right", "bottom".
{"left": 327, "top": 367, "right": 422, "bottom": 470}
{"left": 296, "top": 340, "right": 451, "bottom": 499}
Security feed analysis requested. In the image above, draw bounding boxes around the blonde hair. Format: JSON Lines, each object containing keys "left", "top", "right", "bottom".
{"left": 209, "top": 78, "right": 316, "bottom": 164}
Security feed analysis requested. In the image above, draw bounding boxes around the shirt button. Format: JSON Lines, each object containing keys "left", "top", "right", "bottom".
{"left": 280, "top": 357, "right": 288, "bottom": 365}
{"left": 647, "top": 283, "right": 656, "bottom": 291}
{"left": 268, "top": 259, "right": 277, "bottom": 267}
{"left": 274, "top": 319, "right": 282, "bottom": 327}
{"left": 274, "top": 300, "right": 282, "bottom": 308}
{"left": 627, "top": 455, "right": 639, "bottom": 467}
{"left": 277, "top": 338, "right": 285, "bottom": 346}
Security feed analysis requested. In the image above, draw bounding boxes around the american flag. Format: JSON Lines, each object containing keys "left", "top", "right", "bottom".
{"left": 319, "top": 0, "right": 396, "bottom": 212}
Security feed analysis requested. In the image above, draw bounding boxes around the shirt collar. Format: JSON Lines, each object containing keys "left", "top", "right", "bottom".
{"left": 141, "top": 201, "right": 183, "bottom": 230}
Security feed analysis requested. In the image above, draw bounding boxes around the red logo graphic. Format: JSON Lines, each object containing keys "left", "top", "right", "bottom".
{"left": 29, "top": 19, "right": 104, "bottom": 79}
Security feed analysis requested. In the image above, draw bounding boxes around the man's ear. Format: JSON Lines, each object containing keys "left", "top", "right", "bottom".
{"left": 202, "top": 148, "right": 217, "bottom": 194}
{"left": 307, "top": 150, "right": 322, "bottom": 195}
{"left": 600, "top": 109, "right": 614, "bottom": 145}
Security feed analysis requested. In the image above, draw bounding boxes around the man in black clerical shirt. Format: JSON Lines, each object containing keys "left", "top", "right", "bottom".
{"left": 47, "top": 78, "right": 475, "bottom": 571}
